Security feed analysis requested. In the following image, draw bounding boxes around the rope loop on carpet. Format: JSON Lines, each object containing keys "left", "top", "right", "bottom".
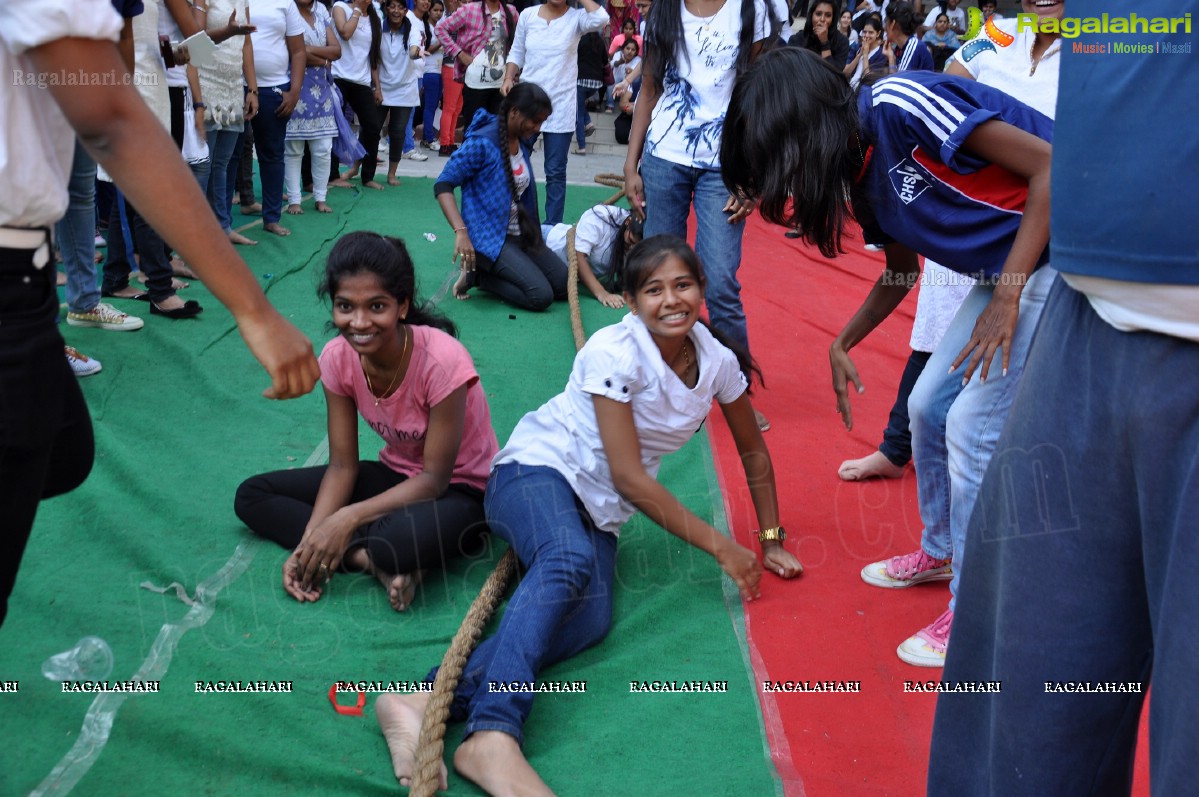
{"left": 410, "top": 177, "right": 621, "bottom": 794}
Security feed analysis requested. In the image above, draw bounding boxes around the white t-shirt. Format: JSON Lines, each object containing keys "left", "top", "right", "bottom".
{"left": 645, "top": 0, "right": 770, "bottom": 169}
{"left": 950, "top": 17, "right": 1060, "bottom": 118}
{"left": 506, "top": 5, "right": 609, "bottom": 134}
{"left": 249, "top": 0, "right": 306, "bottom": 86}
{"left": 1061, "top": 276, "right": 1199, "bottom": 343}
{"left": 332, "top": 0, "right": 375, "bottom": 85}
{"left": 545, "top": 206, "right": 630, "bottom": 287}
{"left": 413, "top": 14, "right": 442, "bottom": 74}
{"left": 379, "top": 19, "right": 422, "bottom": 105}
{"left": 493, "top": 313, "right": 748, "bottom": 534}
{"left": 464, "top": 9, "right": 508, "bottom": 89}
{"left": 611, "top": 52, "right": 641, "bottom": 86}
{"left": 507, "top": 150, "right": 531, "bottom": 234}
{"left": 0, "top": 0, "right": 122, "bottom": 228}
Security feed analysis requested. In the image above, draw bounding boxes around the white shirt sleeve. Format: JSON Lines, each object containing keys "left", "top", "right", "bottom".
{"left": 506, "top": 8, "right": 529, "bottom": 67}
{"left": 578, "top": 338, "right": 642, "bottom": 404}
{"left": 0, "top": 0, "right": 122, "bottom": 54}
{"left": 573, "top": 208, "right": 615, "bottom": 256}
{"left": 577, "top": 4, "right": 609, "bottom": 34}
{"left": 286, "top": 1, "right": 307, "bottom": 36}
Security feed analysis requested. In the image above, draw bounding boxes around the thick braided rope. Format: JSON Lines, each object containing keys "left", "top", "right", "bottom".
{"left": 593, "top": 172, "right": 626, "bottom": 206}
{"left": 565, "top": 226, "right": 587, "bottom": 350}
{"left": 408, "top": 548, "right": 518, "bottom": 796}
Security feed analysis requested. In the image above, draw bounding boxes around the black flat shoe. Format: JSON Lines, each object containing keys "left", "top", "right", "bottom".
{"left": 438, "top": 145, "right": 456, "bottom": 157}
{"left": 150, "top": 299, "right": 203, "bottom": 319}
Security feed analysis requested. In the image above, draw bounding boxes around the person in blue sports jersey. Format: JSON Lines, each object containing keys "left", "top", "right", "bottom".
{"left": 885, "top": 1, "right": 932, "bottom": 72}
{"left": 721, "top": 47, "right": 1053, "bottom": 667}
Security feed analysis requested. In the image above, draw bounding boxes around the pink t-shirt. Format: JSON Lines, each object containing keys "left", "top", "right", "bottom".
{"left": 320, "top": 326, "right": 498, "bottom": 492}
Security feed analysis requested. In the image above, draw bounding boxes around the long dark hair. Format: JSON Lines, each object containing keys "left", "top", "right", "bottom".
{"left": 886, "top": 1, "right": 919, "bottom": 36}
{"left": 383, "top": 0, "right": 413, "bottom": 49}
{"left": 593, "top": 205, "right": 644, "bottom": 290}
{"left": 497, "top": 83, "right": 552, "bottom": 249}
{"left": 801, "top": 0, "right": 839, "bottom": 48}
{"left": 645, "top": 0, "right": 780, "bottom": 92}
{"left": 320, "top": 231, "right": 457, "bottom": 336}
{"left": 721, "top": 47, "right": 857, "bottom": 258}
{"left": 622, "top": 235, "right": 763, "bottom": 390}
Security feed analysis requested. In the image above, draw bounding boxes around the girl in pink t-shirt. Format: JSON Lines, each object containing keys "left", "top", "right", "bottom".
{"left": 235, "top": 232, "right": 499, "bottom": 612}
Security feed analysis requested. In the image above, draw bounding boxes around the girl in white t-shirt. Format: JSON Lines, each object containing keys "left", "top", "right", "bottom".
{"left": 235, "top": 231, "right": 498, "bottom": 613}
{"left": 378, "top": 0, "right": 425, "bottom": 184}
{"left": 623, "top": 0, "right": 781, "bottom": 430}
{"left": 543, "top": 204, "right": 644, "bottom": 308}
{"left": 376, "top": 235, "right": 801, "bottom": 794}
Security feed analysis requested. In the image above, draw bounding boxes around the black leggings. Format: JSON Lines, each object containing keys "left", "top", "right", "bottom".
{"left": 335, "top": 78, "right": 384, "bottom": 184}
{"left": 233, "top": 461, "right": 487, "bottom": 575}
{"left": 460, "top": 86, "right": 503, "bottom": 133}
{"left": 382, "top": 105, "right": 414, "bottom": 163}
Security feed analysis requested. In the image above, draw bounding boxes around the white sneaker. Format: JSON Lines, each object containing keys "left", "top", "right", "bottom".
{"left": 66, "top": 302, "right": 144, "bottom": 331}
{"left": 403, "top": 149, "right": 429, "bottom": 161}
{"left": 65, "top": 345, "right": 102, "bottom": 377}
{"left": 422, "top": 140, "right": 440, "bottom": 152}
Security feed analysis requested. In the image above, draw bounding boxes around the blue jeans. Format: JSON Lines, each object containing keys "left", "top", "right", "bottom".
{"left": 539, "top": 132, "right": 571, "bottom": 226}
{"left": 640, "top": 153, "right": 749, "bottom": 353}
{"left": 907, "top": 266, "right": 1057, "bottom": 609}
{"left": 249, "top": 83, "right": 291, "bottom": 225}
{"left": 421, "top": 72, "right": 442, "bottom": 144}
{"left": 878, "top": 349, "right": 932, "bottom": 467}
{"left": 54, "top": 139, "right": 101, "bottom": 314}
{"left": 575, "top": 85, "right": 593, "bottom": 149}
{"left": 430, "top": 463, "right": 618, "bottom": 744}
{"left": 929, "top": 276, "right": 1199, "bottom": 796}
{"left": 205, "top": 126, "right": 241, "bottom": 232}
{"left": 473, "top": 236, "right": 568, "bottom": 311}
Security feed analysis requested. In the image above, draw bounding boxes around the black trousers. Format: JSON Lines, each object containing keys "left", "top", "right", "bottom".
{"left": 233, "top": 461, "right": 487, "bottom": 576}
{"left": 335, "top": 78, "right": 384, "bottom": 184}
{"left": 0, "top": 243, "right": 95, "bottom": 627}
{"left": 460, "top": 86, "right": 502, "bottom": 134}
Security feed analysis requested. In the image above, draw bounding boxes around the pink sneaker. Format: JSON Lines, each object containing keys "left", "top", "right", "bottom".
{"left": 860, "top": 549, "right": 952, "bottom": 588}
{"left": 897, "top": 608, "right": 953, "bottom": 667}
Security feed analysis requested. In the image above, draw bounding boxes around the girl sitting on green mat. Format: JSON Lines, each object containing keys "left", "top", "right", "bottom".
{"left": 234, "top": 231, "right": 498, "bottom": 612}
{"left": 376, "top": 234, "right": 802, "bottom": 796}
{"left": 542, "top": 204, "right": 645, "bottom": 309}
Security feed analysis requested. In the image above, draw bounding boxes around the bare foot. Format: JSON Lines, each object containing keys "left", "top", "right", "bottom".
{"left": 107, "top": 286, "right": 147, "bottom": 299}
{"left": 387, "top": 176, "right": 402, "bottom": 186}
{"left": 263, "top": 222, "right": 291, "bottom": 237}
{"left": 454, "top": 731, "right": 555, "bottom": 797}
{"left": 329, "top": 178, "right": 353, "bottom": 189}
{"left": 315, "top": 201, "right": 333, "bottom": 213}
{"left": 377, "top": 693, "right": 448, "bottom": 790}
{"left": 363, "top": 180, "right": 385, "bottom": 191}
{"left": 228, "top": 230, "right": 258, "bottom": 246}
{"left": 383, "top": 572, "right": 423, "bottom": 612}
{"left": 169, "top": 258, "right": 199, "bottom": 280}
{"left": 286, "top": 203, "right": 304, "bottom": 215}
{"left": 838, "top": 450, "right": 906, "bottom": 481}
{"left": 138, "top": 272, "right": 189, "bottom": 290}
{"left": 240, "top": 202, "right": 263, "bottom": 216}
{"left": 154, "top": 295, "right": 188, "bottom": 311}
{"left": 453, "top": 271, "right": 472, "bottom": 300}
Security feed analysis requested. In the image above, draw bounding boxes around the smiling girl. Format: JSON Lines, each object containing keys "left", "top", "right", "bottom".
{"left": 376, "top": 234, "right": 801, "bottom": 796}
{"left": 234, "top": 232, "right": 498, "bottom": 612}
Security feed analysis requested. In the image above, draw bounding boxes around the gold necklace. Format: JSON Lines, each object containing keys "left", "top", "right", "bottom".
{"left": 363, "top": 327, "right": 410, "bottom": 406}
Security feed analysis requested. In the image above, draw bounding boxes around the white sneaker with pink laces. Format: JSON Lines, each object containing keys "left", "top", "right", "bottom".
{"left": 861, "top": 549, "right": 952, "bottom": 588}
{"left": 897, "top": 608, "right": 953, "bottom": 667}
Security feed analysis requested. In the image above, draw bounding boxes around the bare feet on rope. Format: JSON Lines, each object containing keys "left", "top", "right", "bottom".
{"left": 363, "top": 180, "right": 386, "bottom": 191}
{"left": 838, "top": 449, "right": 906, "bottom": 481}
{"left": 286, "top": 203, "right": 304, "bottom": 215}
{"left": 263, "top": 222, "right": 291, "bottom": 237}
{"left": 377, "top": 693, "right": 448, "bottom": 790}
{"left": 454, "top": 730, "right": 555, "bottom": 797}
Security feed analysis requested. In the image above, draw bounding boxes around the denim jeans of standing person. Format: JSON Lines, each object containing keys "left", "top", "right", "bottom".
{"left": 55, "top": 140, "right": 102, "bottom": 315}
{"left": 421, "top": 71, "right": 442, "bottom": 145}
{"left": 100, "top": 194, "right": 178, "bottom": 304}
{"left": 472, "top": 236, "right": 568, "bottom": 311}
{"left": 575, "top": 85, "right": 593, "bottom": 149}
{"left": 906, "top": 265, "right": 1057, "bottom": 609}
{"left": 640, "top": 152, "right": 750, "bottom": 352}
{"left": 234, "top": 119, "right": 258, "bottom": 206}
{"left": 249, "top": 82, "right": 291, "bottom": 225}
{"left": 538, "top": 132, "right": 572, "bottom": 226}
{"left": 877, "top": 349, "right": 933, "bottom": 467}
{"left": 205, "top": 127, "right": 241, "bottom": 232}
{"left": 929, "top": 276, "right": 1199, "bottom": 797}
{"left": 427, "top": 463, "right": 618, "bottom": 743}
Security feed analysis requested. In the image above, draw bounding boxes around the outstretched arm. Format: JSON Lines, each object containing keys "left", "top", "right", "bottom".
{"left": 829, "top": 242, "right": 921, "bottom": 430}
{"left": 950, "top": 120, "right": 1051, "bottom": 383}
{"left": 593, "top": 395, "right": 763, "bottom": 600}
{"left": 720, "top": 393, "right": 803, "bottom": 578}
{"left": 31, "top": 37, "right": 319, "bottom": 399}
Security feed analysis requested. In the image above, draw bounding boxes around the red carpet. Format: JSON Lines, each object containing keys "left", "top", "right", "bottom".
{"left": 707, "top": 215, "right": 1152, "bottom": 796}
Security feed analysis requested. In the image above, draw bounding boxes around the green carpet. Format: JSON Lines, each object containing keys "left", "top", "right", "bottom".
{"left": 0, "top": 180, "right": 778, "bottom": 796}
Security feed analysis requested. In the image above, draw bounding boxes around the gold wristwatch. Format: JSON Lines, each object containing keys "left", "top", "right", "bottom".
{"left": 757, "top": 526, "right": 786, "bottom": 544}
